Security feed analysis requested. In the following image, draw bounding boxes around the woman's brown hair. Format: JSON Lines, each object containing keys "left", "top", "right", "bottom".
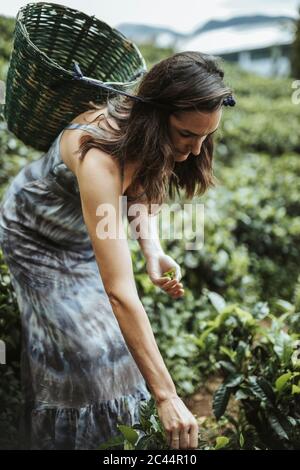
{"left": 76, "top": 51, "right": 233, "bottom": 213}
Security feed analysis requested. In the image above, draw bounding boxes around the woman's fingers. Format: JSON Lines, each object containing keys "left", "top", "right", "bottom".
{"left": 164, "top": 280, "right": 181, "bottom": 290}
{"left": 180, "top": 427, "right": 190, "bottom": 449}
{"left": 162, "top": 280, "right": 184, "bottom": 297}
{"left": 170, "top": 426, "right": 197, "bottom": 449}
{"left": 151, "top": 277, "right": 185, "bottom": 298}
{"left": 189, "top": 422, "right": 199, "bottom": 449}
{"left": 170, "top": 431, "right": 180, "bottom": 449}
{"left": 164, "top": 279, "right": 178, "bottom": 289}
{"left": 163, "top": 280, "right": 184, "bottom": 296}
{"left": 171, "top": 289, "right": 185, "bottom": 299}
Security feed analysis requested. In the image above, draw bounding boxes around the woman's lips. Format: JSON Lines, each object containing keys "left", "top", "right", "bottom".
{"left": 175, "top": 149, "right": 190, "bottom": 156}
{"left": 176, "top": 151, "right": 190, "bottom": 157}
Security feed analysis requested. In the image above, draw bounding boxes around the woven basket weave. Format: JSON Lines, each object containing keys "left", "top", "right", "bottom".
{"left": 4, "top": 2, "right": 147, "bottom": 151}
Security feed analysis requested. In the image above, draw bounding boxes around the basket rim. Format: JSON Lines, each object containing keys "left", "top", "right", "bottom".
{"left": 16, "top": 1, "right": 147, "bottom": 88}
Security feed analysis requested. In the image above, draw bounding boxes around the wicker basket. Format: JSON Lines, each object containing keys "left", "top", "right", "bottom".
{"left": 4, "top": 2, "right": 147, "bottom": 151}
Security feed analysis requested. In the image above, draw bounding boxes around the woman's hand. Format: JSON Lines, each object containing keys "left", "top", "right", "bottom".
{"left": 146, "top": 252, "right": 185, "bottom": 299}
{"left": 156, "top": 394, "right": 199, "bottom": 449}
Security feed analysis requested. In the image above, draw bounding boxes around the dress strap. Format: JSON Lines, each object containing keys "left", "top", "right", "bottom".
{"left": 63, "top": 123, "right": 101, "bottom": 132}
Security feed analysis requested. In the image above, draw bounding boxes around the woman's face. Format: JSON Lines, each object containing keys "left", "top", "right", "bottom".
{"left": 168, "top": 107, "right": 222, "bottom": 162}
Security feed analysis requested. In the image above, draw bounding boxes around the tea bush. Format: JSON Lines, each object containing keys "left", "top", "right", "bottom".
{"left": 0, "top": 16, "right": 299, "bottom": 449}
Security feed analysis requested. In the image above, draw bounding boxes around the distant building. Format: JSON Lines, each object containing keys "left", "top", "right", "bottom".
{"left": 117, "top": 15, "right": 296, "bottom": 77}
{"left": 177, "top": 17, "right": 295, "bottom": 77}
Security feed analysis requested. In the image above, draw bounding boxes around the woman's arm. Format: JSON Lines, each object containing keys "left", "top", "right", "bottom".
{"left": 73, "top": 148, "right": 198, "bottom": 448}
{"left": 75, "top": 149, "right": 176, "bottom": 401}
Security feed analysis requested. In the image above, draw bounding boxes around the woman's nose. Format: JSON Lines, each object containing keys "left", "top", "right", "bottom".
{"left": 191, "top": 138, "right": 204, "bottom": 156}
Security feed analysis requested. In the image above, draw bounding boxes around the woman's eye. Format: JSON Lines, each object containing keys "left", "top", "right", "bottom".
{"left": 179, "top": 132, "right": 190, "bottom": 138}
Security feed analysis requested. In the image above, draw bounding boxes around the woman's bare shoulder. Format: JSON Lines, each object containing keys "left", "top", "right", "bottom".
{"left": 59, "top": 107, "right": 112, "bottom": 174}
{"left": 60, "top": 107, "right": 140, "bottom": 195}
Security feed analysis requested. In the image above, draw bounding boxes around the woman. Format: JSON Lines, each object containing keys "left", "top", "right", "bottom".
{"left": 0, "top": 51, "right": 234, "bottom": 450}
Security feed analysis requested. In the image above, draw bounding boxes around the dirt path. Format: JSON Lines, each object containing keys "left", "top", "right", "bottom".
{"left": 183, "top": 376, "right": 223, "bottom": 418}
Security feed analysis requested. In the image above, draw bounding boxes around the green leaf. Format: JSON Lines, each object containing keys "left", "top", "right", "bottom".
{"left": 163, "top": 268, "right": 176, "bottom": 280}
{"left": 225, "top": 374, "right": 244, "bottom": 388}
{"left": 214, "top": 436, "right": 229, "bottom": 450}
{"left": 235, "top": 307, "right": 255, "bottom": 325}
{"left": 273, "top": 331, "right": 294, "bottom": 365}
{"left": 292, "top": 384, "right": 300, "bottom": 394}
{"left": 275, "top": 372, "right": 292, "bottom": 392}
{"left": 256, "top": 377, "right": 276, "bottom": 401}
{"left": 117, "top": 425, "right": 139, "bottom": 445}
{"left": 239, "top": 433, "right": 245, "bottom": 448}
{"left": 218, "top": 361, "right": 236, "bottom": 374}
{"left": 149, "top": 415, "right": 160, "bottom": 433}
{"left": 248, "top": 376, "right": 270, "bottom": 402}
{"left": 267, "top": 414, "right": 289, "bottom": 441}
{"left": 135, "top": 435, "right": 155, "bottom": 450}
{"left": 235, "top": 389, "right": 249, "bottom": 400}
{"left": 213, "top": 383, "right": 231, "bottom": 420}
{"left": 220, "top": 346, "right": 237, "bottom": 361}
{"left": 275, "top": 299, "right": 294, "bottom": 313}
{"left": 207, "top": 291, "right": 226, "bottom": 313}
{"left": 124, "top": 441, "right": 136, "bottom": 450}
{"left": 252, "top": 302, "right": 270, "bottom": 320}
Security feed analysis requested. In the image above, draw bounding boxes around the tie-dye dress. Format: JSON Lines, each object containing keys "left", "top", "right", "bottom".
{"left": 0, "top": 122, "right": 151, "bottom": 450}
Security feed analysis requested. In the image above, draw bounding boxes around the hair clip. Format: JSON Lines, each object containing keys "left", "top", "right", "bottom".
{"left": 223, "top": 95, "right": 236, "bottom": 107}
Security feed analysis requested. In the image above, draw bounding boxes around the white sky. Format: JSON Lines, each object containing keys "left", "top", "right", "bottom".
{"left": 0, "top": 0, "right": 299, "bottom": 33}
